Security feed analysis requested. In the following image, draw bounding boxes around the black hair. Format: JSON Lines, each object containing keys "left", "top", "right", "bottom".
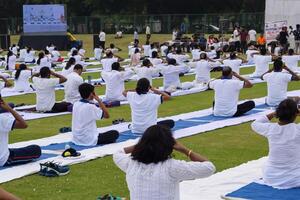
{"left": 72, "top": 49, "right": 78, "bottom": 57}
{"left": 176, "top": 48, "right": 182, "bottom": 54}
{"left": 40, "top": 67, "right": 51, "bottom": 78}
{"left": 106, "top": 51, "right": 113, "bottom": 58}
{"left": 74, "top": 64, "right": 83, "bottom": 71}
{"left": 273, "top": 59, "right": 283, "bottom": 72}
{"left": 15, "top": 64, "right": 27, "bottom": 80}
{"left": 136, "top": 78, "right": 150, "bottom": 95}
{"left": 131, "top": 125, "right": 175, "bottom": 164}
{"left": 210, "top": 46, "right": 215, "bottom": 50}
{"left": 79, "top": 83, "right": 95, "bottom": 99}
{"left": 44, "top": 49, "right": 49, "bottom": 55}
{"left": 168, "top": 58, "right": 176, "bottom": 65}
{"left": 200, "top": 45, "right": 206, "bottom": 51}
{"left": 288, "top": 49, "right": 294, "bottom": 56}
{"left": 222, "top": 66, "right": 232, "bottom": 77}
{"left": 37, "top": 52, "right": 45, "bottom": 65}
{"left": 27, "top": 46, "right": 32, "bottom": 53}
{"left": 276, "top": 99, "right": 299, "bottom": 123}
{"left": 260, "top": 48, "right": 267, "bottom": 55}
{"left": 111, "top": 62, "right": 121, "bottom": 71}
{"left": 65, "top": 57, "right": 76, "bottom": 70}
{"left": 110, "top": 43, "right": 115, "bottom": 48}
{"left": 142, "top": 59, "right": 151, "bottom": 67}
{"left": 152, "top": 51, "right": 158, "bottom": 58}
{"left": 134, "top": 48, "right": 140, "bottom": 54}
{"left": 200, "top": 53, "right": 207, "bottom": 60}
{"left": 230, "top": 52, "right": 237, "bottom": 59}
{"left": 6, "top": 51, "right": 13, "bottom": 68}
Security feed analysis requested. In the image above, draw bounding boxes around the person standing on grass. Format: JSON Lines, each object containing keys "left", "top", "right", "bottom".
{"left": 209, "top": 67, "right": 255, "bottom": 117}
{"left": 0, "top": 98, "right": 41, "bottom": 167}
{"left": 261, "top": 59, "right": 300, "bottom": 107}
{"left": 123, "top": 78, "right": 174, "bottom": 134}
{"left": 99, "top": 29, "right": 106, "bottom": 49}
{"left": 72, "top": 83, "right": 119, "bottom": 146}
{"left": 113, "top": 125, "right": 216, "bottom": 200}
{"left": 146, "top": 25, "right": 151, "bottom": 41}
{"left": 251, "top": 99, "right": 300, "bottom": 189}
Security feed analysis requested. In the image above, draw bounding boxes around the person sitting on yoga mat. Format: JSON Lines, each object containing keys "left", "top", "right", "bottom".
{"left": 0, "top": 98, "right": 41, "bottom": 167}
{"left": 251, "top": 47, "right": 273, "bottom": 78}
{"left": 32, "top": 67, "right": 70, "bottom": 113}
{"left": 13, "top": 64, "right": 33, "bottom": 92}
{"left": 61, "top": 57, "right": 76, "bottom": 77}
{"left": 64, "top": 64, "right": 84, "bottom": 104}
{"left": 102, "top": 62, "right": 134, "bottom": 102}
{"left": 209, "top": 66, "right": 255, "bottom": 117}
{"left": 251, "top": 99, "right": 300, "bottom": 189}
{"left": 72, "top": 83, "right": 119, "bottom": 146}
{"left": 123, "top": 78, "right": 174, "bottom": 134}
{"left": 113, "top": 125, "right": 216, "bottom": 200}
{"left": 0, "top": 187, "right": 20, "bottom": 200}
{"left": 134, "top": 59, "right": 160, "bottom": 85}
{"left": 261, "top": 59, "right": 300, "bottom": 106}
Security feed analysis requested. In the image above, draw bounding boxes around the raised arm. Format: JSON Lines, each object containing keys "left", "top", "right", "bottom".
{"left": 50, "top": 71, "right": 67, "bottom": 84}
{"left": 150, "top": 86, "right": 171, "bottom": 101}
{"left": 173, "top": 141, "right": 209, "bottom": 162}
{"left": 93, "top": 93, "right": 109, "bottom": 119}
{"left": 283, "top": 65, "right": 300, "bottom": 81}
{"left": 233, "top": 71, "right": 253, "bottom": 88}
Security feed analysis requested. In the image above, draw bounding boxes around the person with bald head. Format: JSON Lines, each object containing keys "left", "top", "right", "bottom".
{"left": 209, "top": 66, "right": 255, "bottom": 117}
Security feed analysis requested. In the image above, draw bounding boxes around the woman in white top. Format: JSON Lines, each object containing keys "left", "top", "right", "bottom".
{"left": 13, "top": 64, "right": 32, "bottom": 92}
{"left": 251, "top": 99, "right": 300, "bottom": 189}
{"left": 6, "top": 51, "right": 16, "bottom": 71}
{"left": 71, "top": 50, "right": 82, "bottom": 64}
{"left": 61, "top": 57, "right": 76, "bottom": 77}
{"left": 130, "top": 48, "right": 141, "bottom": 67}
{"left": 123, "top": 78, "right": 174, "bottom": 134}
{"left": 34, "top": 52, "right": 51, "bottom": 74}
{"left": 195, "top": 53, "right": 213, "bottom": 84}
{"left": 24, "top": 47, "right": 35, "bottom": 63}
{"left": 134, "top": 59, "right": 160, "bottom": 85}
{"left": 113, "top": 125, "right": 215, "bottom": 200}
{"left": 282, "top": 49, "right": 300, "bottom": 72}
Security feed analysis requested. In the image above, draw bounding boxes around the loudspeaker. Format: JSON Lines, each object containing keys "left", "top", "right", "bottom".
{"left": 0, "top": 35, "right": 11, "bottom": 49}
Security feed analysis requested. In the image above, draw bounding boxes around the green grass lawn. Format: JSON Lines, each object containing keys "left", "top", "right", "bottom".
{"left": 1, "top": 34, "right": 300, "bottom": 200}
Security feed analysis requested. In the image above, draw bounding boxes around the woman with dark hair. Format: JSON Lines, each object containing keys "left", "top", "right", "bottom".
{"left": 252, "top": 98, "right": 300, "bottom": 189}
{"left": 61, "top": 57, "right": 76, "bottom": 77}
{"left": 24, "top": 47, "right": 35, "bottom": 63}
{"left": 113, "top": 125, "right": 215, "bottom": 200}
{"left": 71, "top": 49, "right": 82, "bottom": 64}
{"left": 34, "top": 51, "right": 51, "bottom": 74}
{"left": 13, "top": 64, "right": 32, "bottom": 92}
{"left": 6, "top": 51, "right": 16, "bottom": 71}
{"left": 123, "top": 78, "right": 174, "bottom": 134}
{"left": 130, "top": 48, "right": 141, "bottom": 67}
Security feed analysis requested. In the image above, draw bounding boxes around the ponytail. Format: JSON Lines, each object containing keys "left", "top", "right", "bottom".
{"left": 15, "top": 64, "right": 27, "bottom": 80}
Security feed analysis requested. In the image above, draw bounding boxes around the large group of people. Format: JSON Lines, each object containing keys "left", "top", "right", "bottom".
{"left": 1, "top": 24, "right": 300, "bottom": 200}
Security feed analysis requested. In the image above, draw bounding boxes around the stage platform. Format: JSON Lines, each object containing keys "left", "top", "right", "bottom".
{"left": 18, "top": 35, "right": 69, "bottom": 50}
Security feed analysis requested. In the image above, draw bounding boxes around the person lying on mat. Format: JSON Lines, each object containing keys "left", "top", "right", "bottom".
{"left": 0, "top": 98, "right": 41, "bottom": 167}
{"left": 64, "top": 64, "right": 84, "bottom": 104}
{"left": 261, "top": 59, "right": 300, "bottom": 106}
{"left": 251, "top": 99, "right": 300, "bottom": 189}
{"left": 32, "top": 67, "right": 70, "bottom": 113}
{"left": 123, "top": 78, "right": 174, "bottom": 134}
{"left": 0, "top": 187, "right": 20, "bottom": 200}
{"left": 102, "top": 62, "right": 134, "bottom": 102}
{"left": 209, "top": 66, "right": 255, "bottom": 117}
{"left": 113, "top": 125, "right": 216, "bottom": 200}
{"left": 72, "top": 83, "right": 119, "bottom": 146}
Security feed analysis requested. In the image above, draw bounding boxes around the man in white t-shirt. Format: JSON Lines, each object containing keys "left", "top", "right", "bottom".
{"left": 72, "top": 83, "right": 119, "bottom": 146}
{"left": 248, "top": 29, "right": 257, "bottom": 43}
{"left": 32, "top": 67, "right": 70, "bottom": 113}
{"left": 251, "top": 48, "right": 272, "bottom": 78}
{"left": 142, "top": 41, "right": 151, "bottom": 57}
{"left": 282, "top": 49, "right": 300, "bottom": 72}
{"left": 223, "top": 52, "right": 244, "bottom": 74}
{"left": 146, "top": 25, "right": 151, "bottom": 40}
{"left": 245, "top": 45, "right": 259, "bottom": 65}
{"left": 261, "top": 59, "right": 300, "bottom": 106}
{"left": 64, "top": 64, "right": 84, "bottom": 104}
{"left": 0, "top": 98, "right": 41, "bottom": 167}
{"left": 123, "top": 78, "right": 174, "bottom": 134}
{"left": 99, "top": 30, "right": 106, "bottom": 49}
{"left": 101, "top": 51, "right": 121, "bottom": 72}
{"left": 209, "top": 67, "right": 255, "bottom": 117}
{"left": 134, "top": 59, "right": 160, "bottom": 85}
{"left": 102, "top": 62, "right": 134, "bottom": 102}
{"left": 233, "top": 27, "right": 241, "bottom": 52}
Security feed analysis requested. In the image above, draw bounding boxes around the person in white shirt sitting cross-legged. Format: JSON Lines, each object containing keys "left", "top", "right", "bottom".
{"left": 72, "top": 83, "right": 119, "bottom": 146}
{"left": 251, "top": 99, "right": 300, "bottom": 189}
{"left": 113, "top": 124, "right": 215, "bottom": 200}
{"left": 209, "top": 67, "right": 255, "bottom": 117}
{"left": 64, "top": 64, "right": 84, "bottom": 104}
{"left": 261, "top": 59, "right": 300, "bottom": 106}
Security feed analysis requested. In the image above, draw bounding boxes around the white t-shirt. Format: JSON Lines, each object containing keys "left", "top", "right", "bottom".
{"left": 101, "top": 57, "right": 118, "bottom": 72}
{"left": 14, "top": 70, "right": 32, "bottom": 92}
{"left": 71, "top": 55, "right": 82, "bottom": 65}
{"left": 134, "top": 31, "right": 139, "bottom": 40}
{"left": 210, "top": 79, "right": 244, "bottom": 116}
{"left": 78, "top": 49, "right": 86, "bottom": 57}
{"left": 51, "top": 50, "right": 61, "bottom": 62}
{"left": 94, "top": 48, "right": 102, "bottom": 60}
{"left": 148, "top": 58, "right": 162, "bottom": 66}
{"left": 191, "top": 49, "right": 201, "bottom": 60}
{"left": 64, "top": 72, "right": 83, "bottom": 104}
{"left": 233, "top": 30, "right": 241, "bottom": 41}
{"left": 246, "top": 50, "right": 259, "bottom": 63}
{"left": 223, "top": 59, "right": 242, "bottom": 74}
{"left": 167, "top": 53, "right": 189, "bottom": 64}
{"left": 0, "top": 82, "right": 5, "bottom": 94}
{"left": 248, "top": 29, "right": 257, "bottom": 41}
{"left": 72, "top": 101, "right": 103, "bottom": 146}
{"left": 39, "top": 57, "right": 51, "bottom": 68}
{"left": 24, "top": 51, "right": 35, "bottom": 63}
{"left": 253, "top": 55, "right": 272, "bottom": 77}
{"left": 127, "top": 92, "right": 162, "bottom": 133}
{"left": 160, "top": 65, "right": 185, "bottom": 89}
{"left": 11, "top": 46, "right": 19, "bottom": 55}
{"left": 160, "top": 45, "right": 168, "bottom": 57}
{"left": 0, "top": 114, "right": 15, "bottom": 166}
{"left": 251, "top": 116, "right": 300, "bottom": 189}
{"left": 7, "top": 55, "right": 16, "bottom": 71}
{"left": 146, "top": 26, "right": 151, "bottom": 35}
{"left": 102, "top": 70, "right": 133, "bottom": 102}
{"left": 282, "top": 55, "right": 300, "bottom": 72}
{"left": 113, "top": 149, "right": 215, "bottom": 200}
{"left": 142, "top": 45, "right": 151, "bottom": 57}
{"left": 32, "top": 77, "right": 59, "bottom": 112}
{"left": 263, "top": 72, "right": 292, "bottom": 106}
{"left": 99, "top": 32, "right": 106, "bottom": 41}
{"left": 195, "top": 60, "right": 211, "bottom": 83}
{"left": 135, "top": 67, "right": 159, "bottom": 85}
{"left": 61, "top": 65, "right": 75, "bottom": 77}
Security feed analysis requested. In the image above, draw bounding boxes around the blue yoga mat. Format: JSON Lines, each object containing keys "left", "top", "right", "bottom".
{"left": 225, "top": 182, "right": 300, "bottom": 200}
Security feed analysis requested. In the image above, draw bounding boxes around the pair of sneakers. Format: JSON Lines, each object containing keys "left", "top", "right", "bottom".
{"left": 39, "top": 161, "right": 70, "bottom": 177}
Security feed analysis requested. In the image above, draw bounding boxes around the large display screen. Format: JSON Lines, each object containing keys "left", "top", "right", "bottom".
{"left": 23, "top": 4, "right": 67, "bottom": 33}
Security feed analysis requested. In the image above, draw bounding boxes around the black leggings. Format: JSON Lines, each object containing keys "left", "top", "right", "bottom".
{"left": 51, "top": 102, "right": 72, "bottom": 113}
{"left": 5, "top": 145, "right": 41, "bottom": 166}
{"left": 97, "top": 130, "right": 120, "bottom": 145}
{"left": 233, "top": 101, "right": 255, "bottom": 117}
{"left": 157, "top": 119, "right": 175, "bottom": 129}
